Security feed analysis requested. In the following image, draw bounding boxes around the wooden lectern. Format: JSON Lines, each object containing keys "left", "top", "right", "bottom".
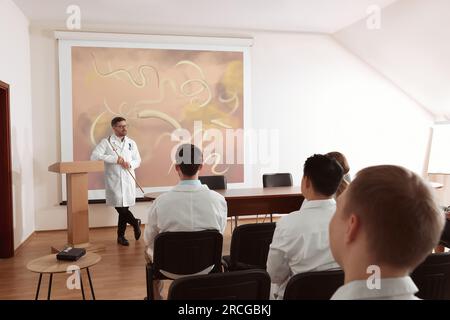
{"left": 49, "top": 161, "right": 104, "bottom": 251}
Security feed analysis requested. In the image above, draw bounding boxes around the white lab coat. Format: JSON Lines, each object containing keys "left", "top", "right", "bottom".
{"left": 90, "top": 135, "right": 141, "bottom": 207}
{"left": 331, "top": 277, "right": 419, "bottom": 300}
{"left": 266, "top": 199, "right": 340, "bottom": 300}
{"left": 144, "top": 183, "right": 228, "bottom": 259}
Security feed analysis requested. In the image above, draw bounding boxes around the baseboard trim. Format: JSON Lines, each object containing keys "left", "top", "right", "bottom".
{"left": 14, "top": 231, "right": 35, "bottom": 254}
{"left": 35, "top": 225, "right": 118, "bottom": 233}
{"left": 34, "top": 216, "right": 282, "bottom": 233}
{"left": 14, "top": 215, "right": 281, "bottom": 254}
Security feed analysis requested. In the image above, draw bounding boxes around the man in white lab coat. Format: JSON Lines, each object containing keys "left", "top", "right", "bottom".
{"left": 144, "top": 144, "right": 227, "bottom": 299}
{"left": 266, "top": 154, "right": 344, "bottom": 299}
{"left": 91, "top": 117, "right": 142, "bottom": 246}
{"left": 329, "top": 166, "right": 445, "bottom": 300}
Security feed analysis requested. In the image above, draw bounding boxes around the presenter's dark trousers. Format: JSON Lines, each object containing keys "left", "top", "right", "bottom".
{"left": 115, "top": 207, "right": 138, "bottom": 237}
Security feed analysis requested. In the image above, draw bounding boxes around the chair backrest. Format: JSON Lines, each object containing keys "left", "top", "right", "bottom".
{"left": 439, "top": 219, "right": 450, "bottom": 247}
{"left": 284, "top": 270, "right": 344, "bottom": 300}
{"left": 199, "top": 175, "right": 227, "bottom": 190}
{"left": 262, "top": 173, "right": 293, "bottom": 188}
{"left": 152, "top": 230, "right": 223, "bottom": 279}
{"left": 229, "top": 223, "right": 276, "bottom": 270}
{"left": 411, "top": 252, "right": 450, "bottom": 300}
{"left": 168, "top": 269, "right": 271, "bottom": 300}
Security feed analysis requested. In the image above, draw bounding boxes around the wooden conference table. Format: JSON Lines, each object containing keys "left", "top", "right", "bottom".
{"left": 145, "top": 186, "right": 305, "bottom": 227}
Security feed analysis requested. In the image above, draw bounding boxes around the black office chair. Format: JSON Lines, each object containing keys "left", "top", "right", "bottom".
{"left": 262, "top": 173, "right": 293, "bottom": 222}
{"left": 168, "top": 269, "right": 271, "bottom": 300}
{"left": 263, "top": 173, "right": 293, "bottom": 188}
{"left": 439, "top": 218, "right": 450, "bottom": 248}
{"left": 411, "top": 252, "right": 450, "bottom": 300}
{"left": 199, "top": 175, "right": 235, "bottom": 231}
{"left": 284, "top": 270, "right": 344, "bottom": 300}
{"left": 222, "top": 223, "right": 276, "bottom": 271}
{"left": 146, "top": 230, "right": 223, "bottom": 300}
{"left": 199, "top": 175, "right": 227, "bottom": 190}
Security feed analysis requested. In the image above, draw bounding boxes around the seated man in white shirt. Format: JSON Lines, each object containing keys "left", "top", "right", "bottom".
{"left": 267, "top": 154, "right": 344, "bottom": 299}
{"left": 144, "top": 143, "right": 228, "bottom": 299}
{"left": 329, "top": 165, "right": 445, "bottom": 300}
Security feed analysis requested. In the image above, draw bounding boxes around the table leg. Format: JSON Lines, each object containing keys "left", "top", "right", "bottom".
{"left": 35, "top": 273, "right": 42, "bottom": 300}
{"left": 47, "top": 274, "right": 53, "bottom": 300}
{"left": 79, "top": 270, "right": 85, "bottom": 300}
{"left": 86, "top": 268, "right": 96, "bottom": 300}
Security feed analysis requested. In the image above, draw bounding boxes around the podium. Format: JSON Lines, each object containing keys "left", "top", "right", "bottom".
{"left": 49, "top": 161, "right": 104, "bottom": 251}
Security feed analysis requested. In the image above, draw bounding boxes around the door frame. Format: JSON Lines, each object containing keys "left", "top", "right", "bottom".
{"left": 0, "top": 80, "right": 14, "bottom": 258}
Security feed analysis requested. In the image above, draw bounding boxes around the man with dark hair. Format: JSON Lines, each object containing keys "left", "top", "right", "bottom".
{"left": 91, "top": 117, "right": 142, "bottom": 246}
{"left": 267, "top": 154, "right": 344, "bottom": 299}
{"left": 175, "top": 143, "right": 203, "bottom": 176}
{"left": 144, "top": 144, "right": 228, "bottom": 299}
{"left": 330, "top": 165, "right": 445, "bottom": 299}
{"left": 111, "top": 116, "right": 126, "bottom": 127}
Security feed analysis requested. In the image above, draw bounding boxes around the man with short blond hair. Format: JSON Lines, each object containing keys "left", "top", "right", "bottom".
{"left": 330, "top": 165, "right": 445, "bottom": 300}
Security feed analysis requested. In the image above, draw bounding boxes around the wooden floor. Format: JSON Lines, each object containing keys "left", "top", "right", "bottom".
{"left": 0, "top": 218, "right": 273, "bottom": 300}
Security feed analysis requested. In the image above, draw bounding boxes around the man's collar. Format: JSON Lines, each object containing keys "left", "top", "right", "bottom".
{"left": 331, "top": 276, "right": 418, "bottom": 300}
{"left": 179, "top": 179, "right": 202, "bottom": 186}
{"left": 111, "top": 134, "right": 126, "bottom": 142}
{"left": 301, "top": 198, "right": 336, "bottom": 210}
{"left": 172, "top": 183, "right": 209, "bottom": 192}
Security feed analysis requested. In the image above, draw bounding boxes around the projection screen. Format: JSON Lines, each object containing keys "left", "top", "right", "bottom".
{"left": 56, "top": 32, "right": 252, "bottom": 201}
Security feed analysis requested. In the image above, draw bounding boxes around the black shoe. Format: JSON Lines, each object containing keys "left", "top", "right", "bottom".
{"left": 117, "top": 236, "right": 129, "bottom": 246}
{"left": 134, "top": 219, "right": 142, "bottom": 240}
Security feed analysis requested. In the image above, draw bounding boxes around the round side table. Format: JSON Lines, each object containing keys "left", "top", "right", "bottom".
{"left": 27, "top": 252, "right": 101, "bottom": 300}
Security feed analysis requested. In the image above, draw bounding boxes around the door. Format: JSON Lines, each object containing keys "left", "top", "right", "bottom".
{"left": 0, "top": 80, "right": 13, "bottom": 258}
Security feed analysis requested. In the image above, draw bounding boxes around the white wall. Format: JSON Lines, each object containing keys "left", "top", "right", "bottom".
{"left": 0, "top": 0, "right": 35, "bottom": 248}
{"left": 251, "top": 32, "right": 433, "bottom": 185}
{"left": 29, "top": 24, "right": 433, "bottom": 230}
{"left": 334, "top": 0, "right": 450, "bottom": 121}
{"left": 30, "top": 27, "right": 154, "bottom": 231}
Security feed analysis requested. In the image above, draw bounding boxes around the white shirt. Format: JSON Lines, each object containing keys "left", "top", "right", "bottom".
{"left": 90, "top": 135, "right": 141, "bottom": 207}
{"left": 144, "top": 181, "right": 228, "bottom": 261}
{"left": 267, "top": 199, "right": 340, "bottom": 299}
{"left": 331, "top": 277, "right": 419, "bottom": 300}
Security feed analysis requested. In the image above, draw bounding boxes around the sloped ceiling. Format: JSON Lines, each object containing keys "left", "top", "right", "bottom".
{"left": 13, "top": 0, "right": 397, "bottom": 34}
{"left": 14, "top": 0, "right": 445, "bottom": 120}
{"left": 334, "top": 0, "right": 450, "bottom": 121}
